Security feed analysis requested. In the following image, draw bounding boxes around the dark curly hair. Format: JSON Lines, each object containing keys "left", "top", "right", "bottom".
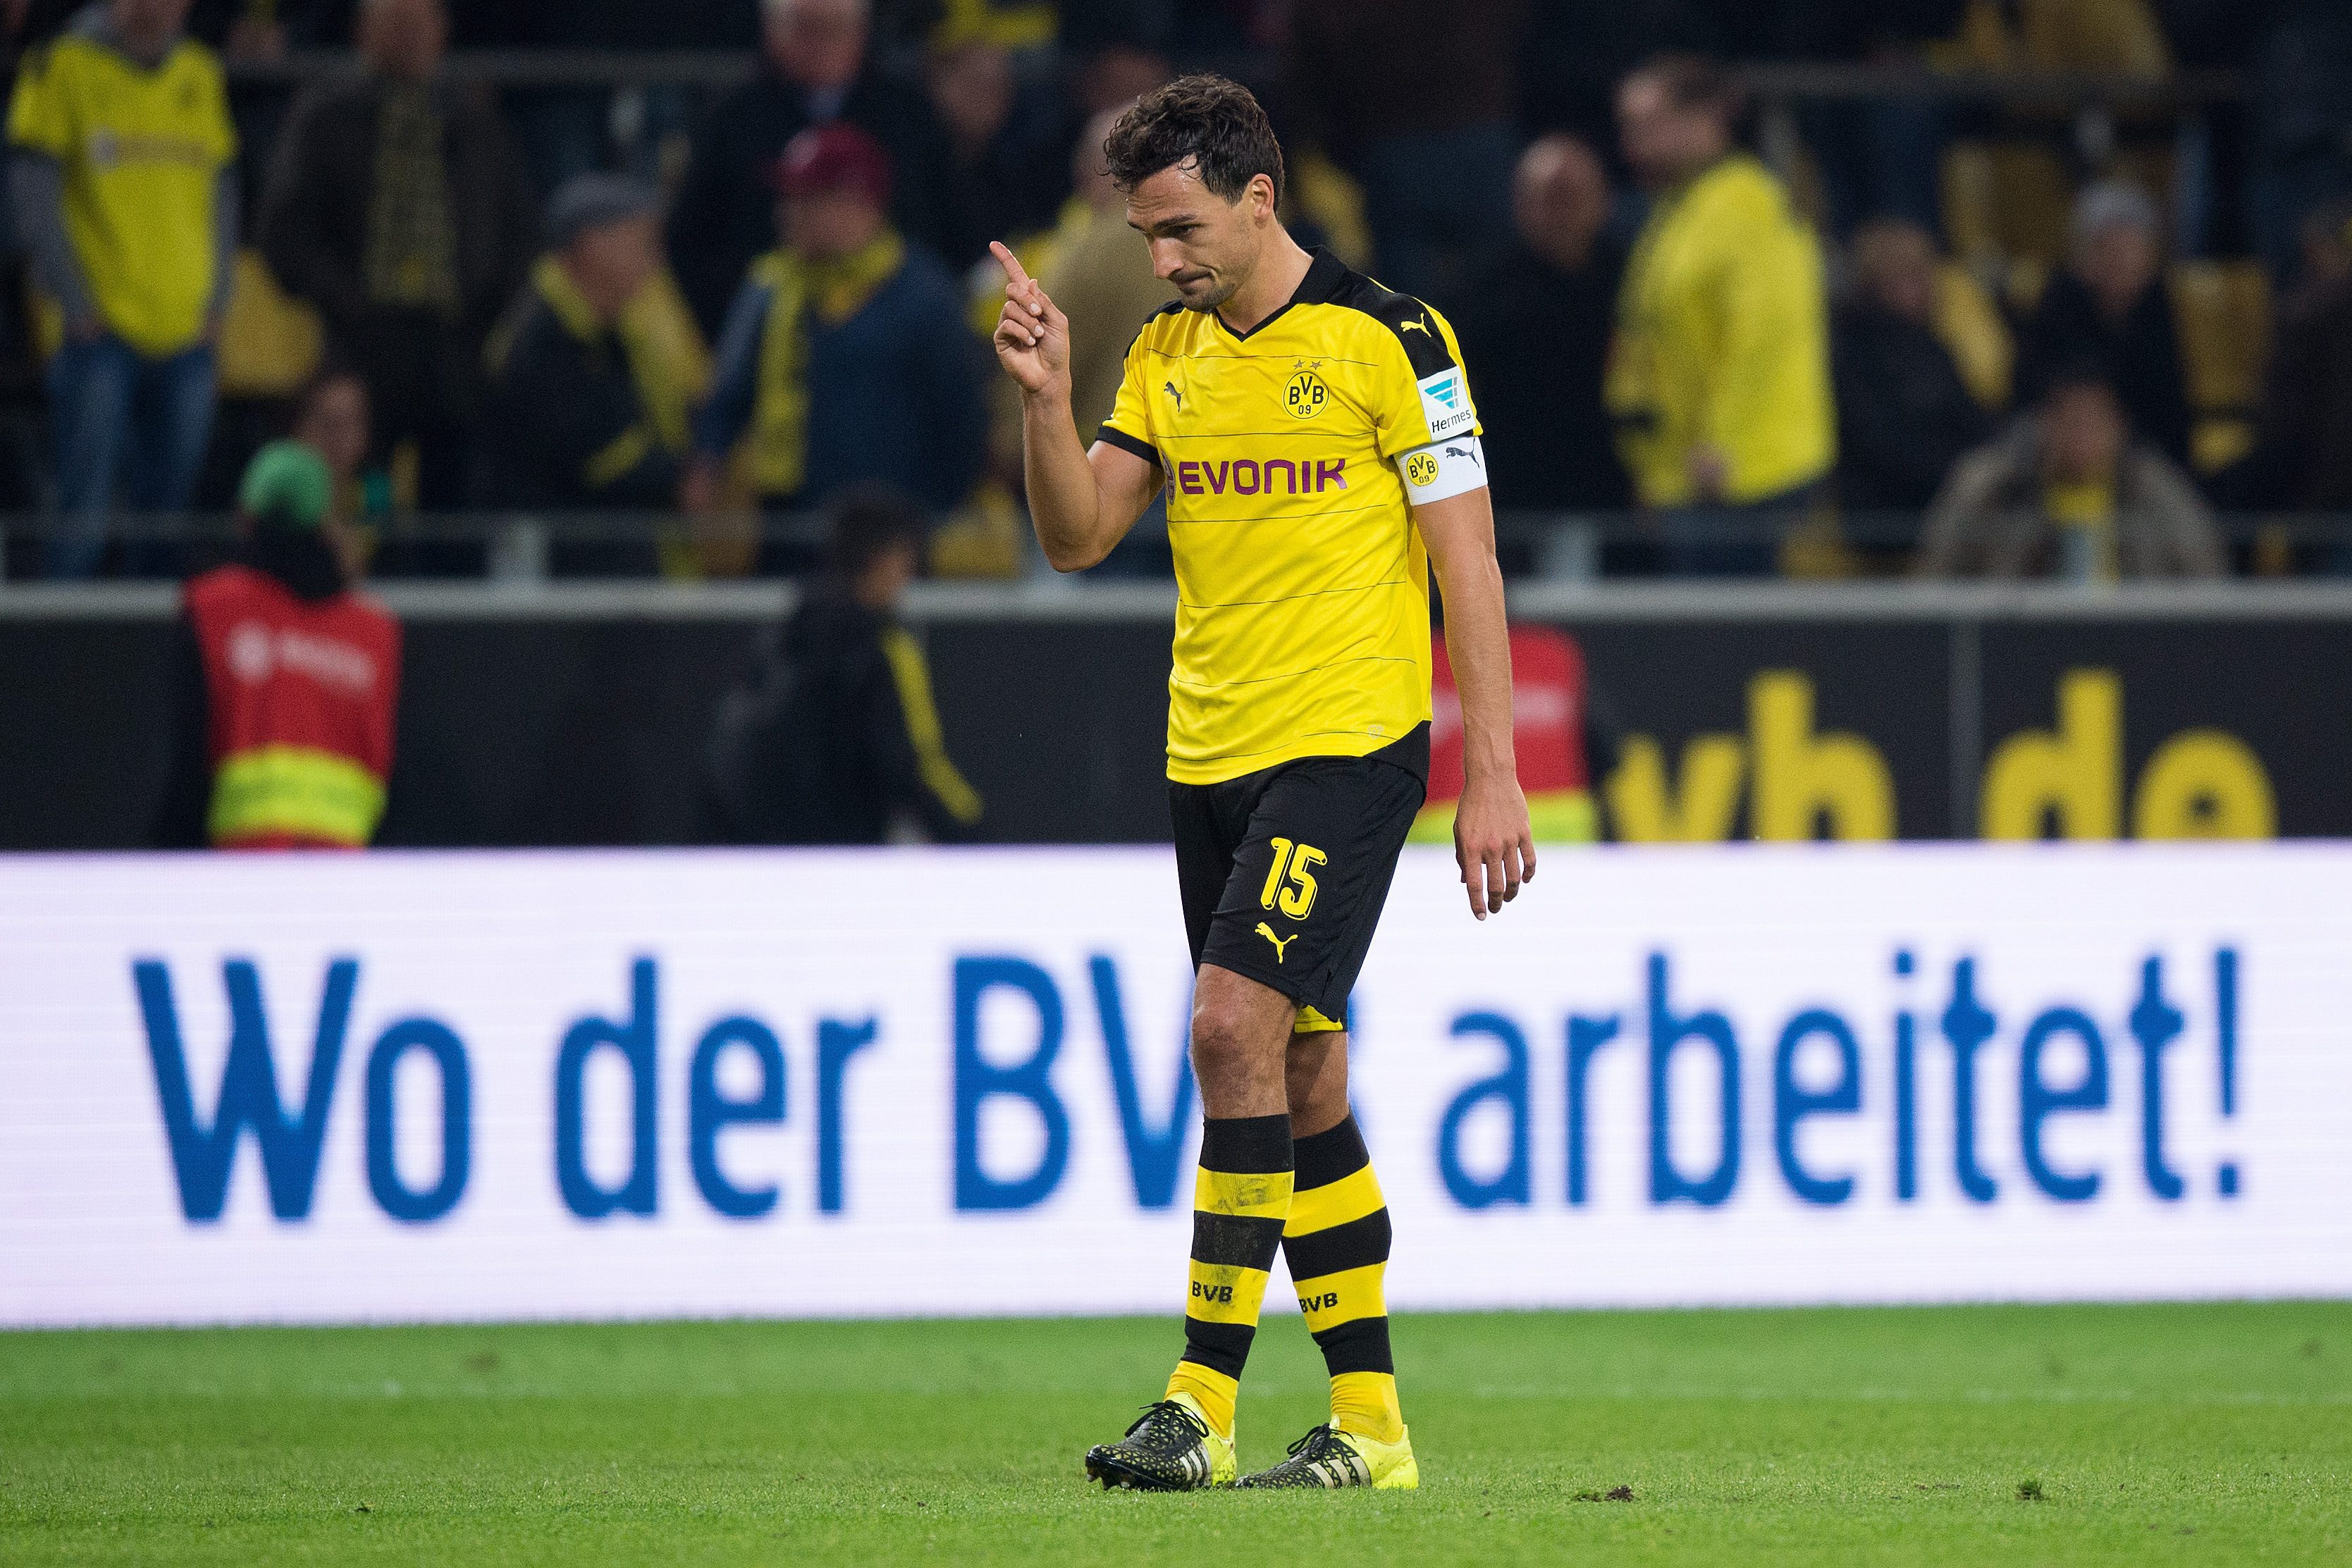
{"left": 1102, "top": 74, "right": 1284, "bottom": 207}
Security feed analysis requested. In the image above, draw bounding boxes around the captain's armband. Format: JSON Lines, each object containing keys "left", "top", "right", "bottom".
{"left": 1396, "top": 435, "right": 1488, "bottom": 505}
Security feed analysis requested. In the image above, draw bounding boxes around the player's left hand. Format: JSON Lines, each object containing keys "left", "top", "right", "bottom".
{"left": 1454, "top": 774, "right": 1536, "bottom": 920}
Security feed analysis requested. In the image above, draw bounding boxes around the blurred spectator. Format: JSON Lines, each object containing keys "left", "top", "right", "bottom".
{"left": 1451, "top": 135, "right": 1630, "bottom": 519}
{"left": 258, "top": 0, "right": 536, "bottom": 510}
{"left": 2243, "top": 258, "right": 2352, "bottom": 513}
{"left": 2246, "top": 0, "right": 2352, "bottom": 283}
{"left": 1916, "top": 369, "right": 2223, "bottom": 580}
{"left": 289, "top": 364, "right": 378, "bottom": 519}
{"left": 2014, "top": 182, "right": 2193, "bottom": 467}
{"left": 152, "top": 439, "right": 402, "bottom": 849}
{"left": 926, "top": 32, "right": 1065, "bottom": 268}
{"left": 8, "top": 0, "right": 236, "bottom": 578}
{"left": 698, "top": 485, "right": 983, "bottom": 845}
{"left": 478, "top": 177, "right": 687, "bottom": 531}
{"left": 1036, "top": 102, "right": 1176, "bottom": 445}
{"left": 1833, "top": 218, "right": 1996, "bottom": 514}
{"left": 2279, "top": 199, "right": 2352, "bottom": 323}
{"left": 1287, "top": 0, "right": 1522, "bottom": 303}
{"left": 666, "top": 0, "right": 959, "bottom": 334}
{"left": 685, "top": 125, "right": 985, "bottom": 561}
{"left": 1605, "top": 56, "right": 1835, "bottom": 576}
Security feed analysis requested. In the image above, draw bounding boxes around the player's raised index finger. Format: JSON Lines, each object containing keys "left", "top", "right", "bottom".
{"left": 989, "top": 241, "right": 1033, "bottom": 292}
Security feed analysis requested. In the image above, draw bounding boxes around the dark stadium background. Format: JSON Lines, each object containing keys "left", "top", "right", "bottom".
{"left": 4, "top": 4, "right": 2349, "bottom": 1562}
{"left": 3, "top": 0, "right": 2345, "bottom": 856}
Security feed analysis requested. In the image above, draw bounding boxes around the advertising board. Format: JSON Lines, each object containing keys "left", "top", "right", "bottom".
{"left": 1, "top": 846, "right": 2339, "bottom": 1326}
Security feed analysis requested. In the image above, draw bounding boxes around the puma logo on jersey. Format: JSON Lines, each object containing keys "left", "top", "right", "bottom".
{"left": 1400, "top": 314, "right": 1431, "bottom": 336}
{"left": 1164, "top": 381, "right": 1183, "bottom": 409}
{"left": 1446, "top": 445, "right": 1479, "bottom": 466}
{"left": 1255, "top": 922, "right": 1297, "bottom": 962}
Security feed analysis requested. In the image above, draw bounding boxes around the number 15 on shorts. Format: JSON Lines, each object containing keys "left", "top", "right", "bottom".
{"left": 1260, "top": 837, "right": 1326, "bottom": 920}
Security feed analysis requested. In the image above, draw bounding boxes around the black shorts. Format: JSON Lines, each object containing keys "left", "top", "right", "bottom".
{"left": 1169, "top": 726, "right": 1429, "bottom": 1030}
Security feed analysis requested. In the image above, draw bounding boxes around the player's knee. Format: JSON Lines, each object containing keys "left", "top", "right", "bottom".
{"left": 1189, "top": 1002, "right": 1269, "bottom": 1089}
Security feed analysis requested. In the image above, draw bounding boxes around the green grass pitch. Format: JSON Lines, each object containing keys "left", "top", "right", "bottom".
{"left": 3, "top": 1303, "right": 2345, "bottom": 1564}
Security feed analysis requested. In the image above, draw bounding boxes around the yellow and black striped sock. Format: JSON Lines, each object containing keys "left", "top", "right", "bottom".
{"left": 1282, "top": 1115, "right": 1403, "bottom": 1443}
{"left": 1164, "top": 1112, "right": 1293, "bottom": 1439}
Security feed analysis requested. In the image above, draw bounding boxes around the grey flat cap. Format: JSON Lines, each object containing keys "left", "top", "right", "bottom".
{"left": 544, "top": 173, "right": 663, "bottom": 250}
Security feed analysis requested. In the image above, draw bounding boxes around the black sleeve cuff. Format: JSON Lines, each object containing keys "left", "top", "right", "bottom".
{"left": 1095, "top": 424, "right": 1161, "bottom": 469}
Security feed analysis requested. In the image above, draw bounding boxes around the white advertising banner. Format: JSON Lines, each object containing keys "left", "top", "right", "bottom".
{"left": 0, "top": 846, "right": 2342, "bottom": 1327}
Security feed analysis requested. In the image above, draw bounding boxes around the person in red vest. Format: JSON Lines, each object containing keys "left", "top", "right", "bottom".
{"left": 152, "top": 440, "right": 402, "bottom": 849}
{"left": 1413, "top": 624, "right": 1620, "bottom": 844}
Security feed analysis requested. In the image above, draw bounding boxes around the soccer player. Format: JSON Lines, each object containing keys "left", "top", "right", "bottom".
{"left": 991, "top": 75, "right": 1534, "bottom": 1491}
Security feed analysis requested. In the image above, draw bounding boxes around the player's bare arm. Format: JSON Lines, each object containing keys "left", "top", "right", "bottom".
{"left": 1416, "top": 486, "right": 1537, "bottom": 920}
{"left": 988, "top": 241, "right": 1159, "bottom": 571}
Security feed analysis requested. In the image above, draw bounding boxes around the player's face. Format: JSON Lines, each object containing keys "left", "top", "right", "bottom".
{"left": 1126, "top": 161, "right": 1264, "bottom": 314}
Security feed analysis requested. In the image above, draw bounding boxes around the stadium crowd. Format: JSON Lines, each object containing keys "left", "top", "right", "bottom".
{"left": 1, "top": 0, "right": 2349, "bottom": 580}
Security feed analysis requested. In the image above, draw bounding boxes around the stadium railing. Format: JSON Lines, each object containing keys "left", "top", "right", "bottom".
{"left": 11, "top": 572, "right": 2352, "bottom": 613}
{"left": 209, "top": 51, "right": 2248, "bottom": 107}
{"left": 1, "top": 510, "right": 2341, "bottom": 586}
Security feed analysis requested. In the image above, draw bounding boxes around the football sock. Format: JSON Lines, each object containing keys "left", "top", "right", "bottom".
{"left": 1166, "top": 1111, "right": 1294, "bottom": 1439}
{"left": 1283, "top": 1114, "right": 1404, "bottom": 1444}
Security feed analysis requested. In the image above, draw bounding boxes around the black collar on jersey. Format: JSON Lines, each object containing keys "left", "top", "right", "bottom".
{"left": 1214, "top": 247, "right": 1348, "bottom": 342}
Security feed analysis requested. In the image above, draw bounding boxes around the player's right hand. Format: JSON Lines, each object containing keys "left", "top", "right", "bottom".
{"left": 990, "top": 241, "right": 1070, "bottom": 399}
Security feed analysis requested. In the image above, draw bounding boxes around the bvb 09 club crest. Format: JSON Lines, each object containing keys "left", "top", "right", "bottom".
{"left": 1285, "top": 369, "right": 1329, "bottom": 419}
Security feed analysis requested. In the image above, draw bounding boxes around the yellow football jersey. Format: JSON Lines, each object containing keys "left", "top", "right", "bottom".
{"left": 1100, "top": 249, "right": 1482, "bottom": 785}
{"left": 6, "top": 32, "right": 235, "bottom": 358}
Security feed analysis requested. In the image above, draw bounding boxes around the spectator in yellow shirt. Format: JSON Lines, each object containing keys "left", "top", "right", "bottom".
{"left": 1607, "top": 55, "right": 1834, "bottom": 576}
{"left": 7, "top": 0, "right": 236, "bottom": 578}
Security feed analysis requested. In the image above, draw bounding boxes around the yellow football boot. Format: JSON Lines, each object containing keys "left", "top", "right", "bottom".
{"left": 1084, "top": 1392, "right": 1236, "bottom": 1490}
{"left": 1236, "top": 1421, "right": 1419, "bottom": 1489}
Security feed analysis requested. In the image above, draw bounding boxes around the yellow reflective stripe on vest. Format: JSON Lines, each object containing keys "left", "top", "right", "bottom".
{"left": 879, "top": 627, "right": 983, "bottom": 825}
{"left": 207, "top": 744, "right": 386, "bottom": 846}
